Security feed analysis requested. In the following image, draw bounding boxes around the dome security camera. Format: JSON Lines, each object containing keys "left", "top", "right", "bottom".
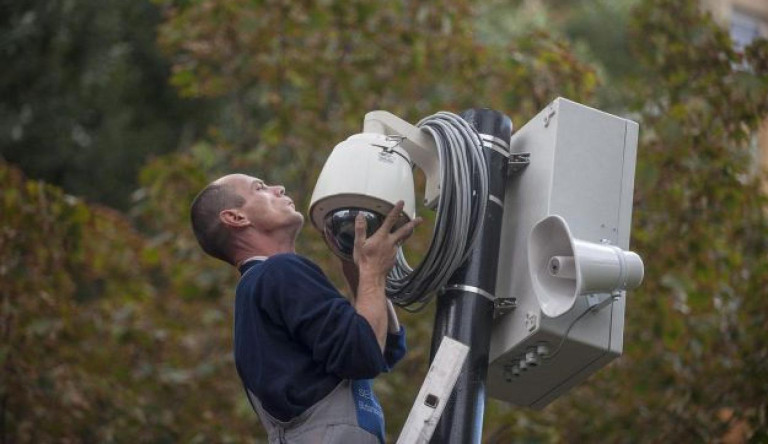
{"left": 322, "top": 209, "right": 390, "bottom": 262}
{"left": 310, "top": 110, "right": 487, "bottom": 305}
{"left": 309, "top": 132, "right": 418, "bottom": 261}
{"left": 310, "top": 112, "right": 441, "bottom": 261}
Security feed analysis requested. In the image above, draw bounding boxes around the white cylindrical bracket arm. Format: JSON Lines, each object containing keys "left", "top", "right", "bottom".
{"left": 363, "top": 111, "right": 441, "bottom": 208}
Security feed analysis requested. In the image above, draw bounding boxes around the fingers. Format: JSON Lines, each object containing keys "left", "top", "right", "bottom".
{"left": 365, "top": 201, "right": 422, "bottom": 251}
{"left": 380, "top": 200, "right": 405, "bottom": 233}
{"left": 392, "top": 216, "right": 423, "bottom": 245}
{"left": 354, "top": 213, "right": 367, "bottom": 251}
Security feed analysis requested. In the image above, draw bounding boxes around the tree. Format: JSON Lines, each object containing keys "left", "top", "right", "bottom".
{"left": 0, "top": 0, "right": 210, "bottom": 209}
{"left": 0, "top": 160, "right": 272, "bottom": 442}
{"left": 483, "top": 0, "right": 768, "bottom": 442}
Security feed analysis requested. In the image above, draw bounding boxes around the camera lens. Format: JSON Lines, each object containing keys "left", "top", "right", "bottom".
{"left": 323, "top": 209, "right": 384, "bottom": 261}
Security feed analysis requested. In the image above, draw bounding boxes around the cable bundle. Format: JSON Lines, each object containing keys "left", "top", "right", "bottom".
{"left": 387, "top": 111, "right": 489, "bottom": 310}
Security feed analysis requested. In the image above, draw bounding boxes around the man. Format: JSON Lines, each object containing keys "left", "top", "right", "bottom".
{"left": 190, "top": 173, "right": 421, "bottom": 443}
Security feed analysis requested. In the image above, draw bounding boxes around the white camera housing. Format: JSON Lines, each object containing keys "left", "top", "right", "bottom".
{"left": 309, "top": 133, "right": 417, "bottom": 232}
{"left": 309, "top": 112, "right": 440, "bottom": 259}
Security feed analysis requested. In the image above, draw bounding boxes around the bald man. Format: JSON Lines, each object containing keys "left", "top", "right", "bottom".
{"left": 190, "top": 174, "right": 421, "bottom": 443}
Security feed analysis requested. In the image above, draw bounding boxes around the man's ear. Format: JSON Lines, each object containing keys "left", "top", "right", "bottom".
{"left": 219, "top": 208, "right": 250, "bottom": 228}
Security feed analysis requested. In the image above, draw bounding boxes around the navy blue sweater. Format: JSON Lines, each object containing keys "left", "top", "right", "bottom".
{"left": 234, "top": 253, "right": 406, "bottom": 422}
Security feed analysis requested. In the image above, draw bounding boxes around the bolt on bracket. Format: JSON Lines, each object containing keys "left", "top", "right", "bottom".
{"left": 508, "top": 152, "right": 531, "bottom": 176}
{"left": 494, "top": 297, "right": 518, "bottom": 318}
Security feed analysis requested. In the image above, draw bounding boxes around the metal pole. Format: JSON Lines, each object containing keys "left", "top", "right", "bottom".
{"left": 429, "top": 109, "right": 512, "bottom": 444}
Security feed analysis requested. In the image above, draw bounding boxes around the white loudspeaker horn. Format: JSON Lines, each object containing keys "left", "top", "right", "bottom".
{"left": 528, "top": 215, "right": 644, "bottom": 318}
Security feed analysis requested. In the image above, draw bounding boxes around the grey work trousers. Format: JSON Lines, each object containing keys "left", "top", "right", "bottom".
{"left": 248, "top": 380, "right": 381, "bottom": 444}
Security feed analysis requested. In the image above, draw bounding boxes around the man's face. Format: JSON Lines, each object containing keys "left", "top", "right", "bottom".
{"left": 216, "top": 174, "right": 304, "bottom": 232}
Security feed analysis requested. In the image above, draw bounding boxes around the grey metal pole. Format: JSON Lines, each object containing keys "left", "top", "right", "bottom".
{"left": 429, "top": 109, "right": 512, "bottom": 444}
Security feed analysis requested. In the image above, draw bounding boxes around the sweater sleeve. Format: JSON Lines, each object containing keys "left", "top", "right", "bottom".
{"left": 383, "top": 326, "right": 407, "bottom": 372}
{"left": 256, "top": 254, "right": 388, "bottom": 380}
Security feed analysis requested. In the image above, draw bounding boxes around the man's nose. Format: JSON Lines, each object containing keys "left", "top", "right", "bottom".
{"left": 272, "top": 185, "right": 285, "bottom": 196}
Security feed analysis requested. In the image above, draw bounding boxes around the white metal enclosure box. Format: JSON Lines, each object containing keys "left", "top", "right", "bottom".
{"left": 487, "top": 98, "right": 639, "bottom": 408}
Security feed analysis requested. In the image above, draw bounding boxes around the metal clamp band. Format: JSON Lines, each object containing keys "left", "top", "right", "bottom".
{"left": 489, "top": 194, "right": 504, "bottom": 208}
{"left": 442, "top": 284, "right": 496, "bottom": 301}
{"left": 479, "top": 134, "right": 510, "bottom": 157}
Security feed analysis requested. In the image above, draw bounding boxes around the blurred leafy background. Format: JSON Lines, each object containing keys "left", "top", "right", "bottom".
{"left": 2, "top": 0, "right": 768, "bottom": 442}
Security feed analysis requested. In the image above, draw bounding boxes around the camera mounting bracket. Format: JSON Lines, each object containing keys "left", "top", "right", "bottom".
{"left": 363, "top": 111, "right": 441, "bottom": 208}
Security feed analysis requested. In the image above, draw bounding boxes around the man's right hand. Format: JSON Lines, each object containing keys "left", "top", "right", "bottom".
{"left": 351, "top": 201, "right": 421, "bottom": 351}
{"left": 353, "top": 201, "right": 422, "bottom": 278}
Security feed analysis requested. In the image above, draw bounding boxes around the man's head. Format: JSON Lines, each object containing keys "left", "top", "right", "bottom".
{"left": 190, "top": 174, "right": 304, "bottom": 264}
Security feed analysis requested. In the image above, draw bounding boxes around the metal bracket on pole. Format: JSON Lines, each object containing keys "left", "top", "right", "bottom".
{"left": 494, "top": 297, "right": 518, "bottom": 318}
{"left": 363, "top": 110, "right": 441, "bottom": 208}
{"left": 397, "top": 337, "right": 470, "bottom": 444}
{"left": 508, "top": 152, "right": 530, "bottom": 176}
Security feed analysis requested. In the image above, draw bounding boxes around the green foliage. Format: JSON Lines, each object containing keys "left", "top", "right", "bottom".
{"left": 154, "top": 0, "right": 596, "bottom": 196}
{"left": 611, "top": 0, "right": 768, "bottom": 440}
{"left": 0, "top": 0, "right": 210, "bottom": 209}
{"left": 1, "top": 162, "right": 262, "bottom": 441}
{"left": 474, "top": 0, "right": 640, "bottom": 110}
{"left": 485, "top": 1, "right": 768, "bottom": 442}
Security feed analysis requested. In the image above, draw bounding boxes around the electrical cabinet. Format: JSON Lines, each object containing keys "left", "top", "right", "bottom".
{"left": 487, "top": 98, "right": 639, "bottom": 408}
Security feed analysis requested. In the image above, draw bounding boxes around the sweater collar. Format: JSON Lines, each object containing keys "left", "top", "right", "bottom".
{"left": 238, "top": 256, "right": 267, "bottom": 275}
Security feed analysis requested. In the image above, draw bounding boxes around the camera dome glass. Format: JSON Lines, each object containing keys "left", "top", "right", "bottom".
{"left": 323, "top": 209, "right": 384, "bottom": 261}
